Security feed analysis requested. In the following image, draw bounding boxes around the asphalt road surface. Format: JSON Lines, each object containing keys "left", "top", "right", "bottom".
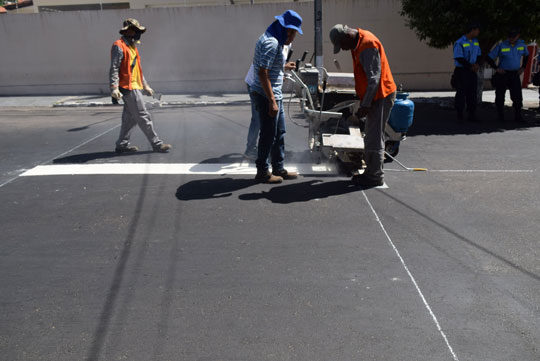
{"left": 1, "top": 102, "right": 540, "bottom": 361}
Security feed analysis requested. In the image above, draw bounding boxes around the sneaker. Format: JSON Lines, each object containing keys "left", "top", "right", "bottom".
{"left": 351, "top": 174, "right": 384, "bottom": 187}
{"left": 272, "top": 168, "right": 298, "bottom": 180}
{"left": 153, "top": 143, "right": 172, "bottom": 153}
{"left": 255, "top": 170, "right": 283, "bottom": 184}
{"left": 115, "top": 145, "right": 138, "bottom": 154}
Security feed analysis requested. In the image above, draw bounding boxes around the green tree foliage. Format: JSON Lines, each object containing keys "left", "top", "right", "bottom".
{"left": 401, "top": 0, "right": 540, "bottom": 56}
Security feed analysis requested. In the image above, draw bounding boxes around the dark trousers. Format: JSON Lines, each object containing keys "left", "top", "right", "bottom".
{"left": 493, "top": 71, "right": 522, "bottom": 118}
{"left": 252, "top": 92, "right": 285, "bottom": 173}
{"left": 453, "top": 67, "right": 477, "bottom": 118}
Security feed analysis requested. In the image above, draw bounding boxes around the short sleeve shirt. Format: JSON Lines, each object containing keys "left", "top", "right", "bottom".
{"left": 454, "top": 35, "right": 481, "bottom": 67}
{"left": 488, "top": 39, "right": 529, "bottom": 71}
{"left": 250, "top": 32, "right": 285, "bottom": 100}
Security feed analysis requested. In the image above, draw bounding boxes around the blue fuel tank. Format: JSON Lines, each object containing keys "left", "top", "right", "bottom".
{"left": 388, "top": 92, "right": 414, "bottom": 133}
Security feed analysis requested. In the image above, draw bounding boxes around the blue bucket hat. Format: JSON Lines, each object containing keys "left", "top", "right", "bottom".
{"left": 274, "top": 10, "right": 303, "bottom": 35}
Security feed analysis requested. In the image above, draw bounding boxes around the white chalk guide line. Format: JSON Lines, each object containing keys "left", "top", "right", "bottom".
{"left": 21, "top": 163, "right": 337, "bottom": 177}
{"left": 0, "top": 124, "right": 121, "bottom": 188}
{"left": 385, "top": 169, "right": 534, "bottom": 173}
{"left": 361, "top": 190, "right": 460, "bottom": 361}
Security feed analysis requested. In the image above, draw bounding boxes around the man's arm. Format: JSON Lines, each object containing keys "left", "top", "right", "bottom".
{"left": 256, "top": 38, "right": 280, "bottom": 117}
{"left": 485, "top": 56, "right": 497, "bottom": 69}
{"left": 109, "top": 45, "right": 123, "bottom": 90}
{"left": 358, "top": 47, "right": 381, "bottom": 109}
{"left": 258, "top": 67, "right": 278, "bottom": 117}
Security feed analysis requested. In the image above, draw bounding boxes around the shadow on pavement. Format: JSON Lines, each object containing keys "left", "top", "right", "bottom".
{"left": 408, "top": 100, "right": 540, "bottom": 137}
{"left": 378, "top": 190, "right": 540, "bottom": 283}
{"left": 176, "top": 177, "right": 255, "bottom": 200}
{"left": 53, "top": 151, "right": 153, "bottom": 164}
{"left": 239, "top": 179, "right": 357, "bottom": 204}
{"left": 67, "top": 117, "right": 117, "bottom": 132}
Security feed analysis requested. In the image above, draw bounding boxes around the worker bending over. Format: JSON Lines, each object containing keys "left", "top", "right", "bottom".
{"left": 329, "top": 24, "right": 396, "bottom": 187}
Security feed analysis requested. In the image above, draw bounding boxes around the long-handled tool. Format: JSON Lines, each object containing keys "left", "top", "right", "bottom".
{"left": 384, "top": 151, "right": 428, "bottom": 172}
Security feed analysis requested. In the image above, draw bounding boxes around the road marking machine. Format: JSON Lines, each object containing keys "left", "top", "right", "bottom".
{"left": 286, "top": 52, "right": 421, "bottom": 174}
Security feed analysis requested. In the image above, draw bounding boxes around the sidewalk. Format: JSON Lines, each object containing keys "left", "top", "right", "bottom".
{"left": 0, "top": 93, "right": 251, "bottom": 108}
{"left": 0, "top": 89, "right": 538, "bottom": 108}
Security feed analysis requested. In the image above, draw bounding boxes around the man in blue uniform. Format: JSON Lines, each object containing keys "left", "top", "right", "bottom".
{"left": 453, "top": 24, "right": 481, "bottom": 123}
{"left": 487, "top": 28, "right": 530, "bottom": 122}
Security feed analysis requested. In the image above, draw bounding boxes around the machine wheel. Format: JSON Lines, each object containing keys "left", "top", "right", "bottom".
{"left": 384, "top": 141, "right": 400, "bottom": 161}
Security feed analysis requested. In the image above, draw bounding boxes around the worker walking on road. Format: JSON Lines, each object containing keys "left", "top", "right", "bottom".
{"left": 329, "top": 24, "right": 396, "bottom": 187}
{"left": 452, "top": 24, "right": 482, "bottom": 123}
{"left": 486, "top": 28, "right": 530, "bottom": 123}
{"left": 250, "top": 10, "right": 302, "bottom": 184}
{"left": 110, "top": 18, "right": 171, "bottom": 153}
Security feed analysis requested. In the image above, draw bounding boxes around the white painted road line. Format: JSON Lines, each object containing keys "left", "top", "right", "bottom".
{"left": 385, "top": 169, "right": 535, "bottom": 173}
{"left": 0, "top": 124, "right": 121, "bottom": 189}
{"left": 361, "top": 190, "right": 460, "bottom": 361}
{"left": 21, "top": 163, "right": 337, "bottom": 177}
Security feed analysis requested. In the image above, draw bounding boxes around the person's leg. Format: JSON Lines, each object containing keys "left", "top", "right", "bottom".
{"left": 270, "top": 100, "right": 285, "bottom": 171}
{"left": 255, "top": 93, "right": 276, "bottom": 174}
{"left": 269, "top": 100, "right": 296, "bottom": 179}
{"left": 362, "top": 96, "right": 387, "bottom": 182}
{"left": 244, "top": 85, "right": 260, "bottom": 158}
{"left": 465, "top": 70, "right": 478, "bottom": 121}
{"left": 454, "top": 68, "right": 466, "bottom": 122}
{"left": 125, "top": 89, "right": 169, "bottom": 151}
{"left": 494, "top": 74, "right": 507, "bottom": 121}
{"left": 508, "top": 72, "right": 524, "bottom": 122}
{"left": 115, "top": 89, "right": 138, "bottom": 150}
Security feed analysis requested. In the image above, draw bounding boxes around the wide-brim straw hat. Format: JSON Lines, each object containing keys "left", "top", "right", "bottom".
{"left": 119, "top": 18, "right": 146, "bottom": 35}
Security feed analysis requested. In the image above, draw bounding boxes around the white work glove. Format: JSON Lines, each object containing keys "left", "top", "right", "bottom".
{"left": 111, "top": 88, "right": 123, "bottom": 100}
{"left": 144, "top": 86, "right": 154, "bottom": 97}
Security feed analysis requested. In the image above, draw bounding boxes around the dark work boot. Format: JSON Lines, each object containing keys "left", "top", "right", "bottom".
{"left": 153, "top": 143, "right": 172, "bottom": 153}
{"left": 115, "top": 145, "right": 138, "bottom": 154}
{"left": 514, "top": 109, "right": 525, "bottom": 123}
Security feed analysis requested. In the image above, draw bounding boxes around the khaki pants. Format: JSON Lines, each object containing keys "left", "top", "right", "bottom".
{"left": 364, "top": 92, "right": 396, "bottom": 180}
{"left": 116, "top": 89, "right": 162, "bottom": 149}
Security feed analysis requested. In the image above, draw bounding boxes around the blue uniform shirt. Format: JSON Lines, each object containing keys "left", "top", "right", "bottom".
{"left": 488, "top": 39, "right": 529, "bottom": 71}
{"left": 453, "top": 35, "right": 481, "bottom": 67}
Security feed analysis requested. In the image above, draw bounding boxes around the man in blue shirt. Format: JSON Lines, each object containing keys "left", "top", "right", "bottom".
{"left": 452, "top": 24, "right": 481, "bottom": 123}
{"left": 251, "top": 10, "right": 302, "bottom": 184}
{"left": 487, "top": 28, "right": 530, "bottom": 122}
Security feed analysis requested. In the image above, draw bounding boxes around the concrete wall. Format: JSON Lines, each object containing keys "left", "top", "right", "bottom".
{"left": 0, "top": 0, "right": 454, "bottom": 95}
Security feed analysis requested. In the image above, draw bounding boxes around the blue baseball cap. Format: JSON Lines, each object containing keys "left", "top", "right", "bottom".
{"left": 274, "top": 10, "right": 303, "bottom": 35}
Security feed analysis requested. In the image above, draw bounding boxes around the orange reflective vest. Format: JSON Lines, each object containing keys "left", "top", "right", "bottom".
{"left": 351, "top": 29, "right": 396, "bottom": 102}
{"left": 113, "top": 38, "right": 144, "bottom": 90}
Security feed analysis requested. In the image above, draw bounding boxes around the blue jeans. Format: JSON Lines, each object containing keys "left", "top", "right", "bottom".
{"left": 245, "top": 85, "right": 260, "bottom": 154}
{"left": 252, "top": 91, "right": 285, "bottom": 173}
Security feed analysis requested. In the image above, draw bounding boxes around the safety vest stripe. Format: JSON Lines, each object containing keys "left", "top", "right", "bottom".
{"left": 517, "top": 47, "right": 524, "bottom": 50}
{"left": 501, "top": 48, "right": 510, "bottom": 52}
{"left": 462, "top": 43, "right": 470, "bottom": 47}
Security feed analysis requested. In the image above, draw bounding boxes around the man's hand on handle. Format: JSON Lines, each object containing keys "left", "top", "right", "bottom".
{"left": 358, "top": 106, "right": 371, "bottom": 118}
{"left": 284, "top": 62, "right": 296, "bottom": 71}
